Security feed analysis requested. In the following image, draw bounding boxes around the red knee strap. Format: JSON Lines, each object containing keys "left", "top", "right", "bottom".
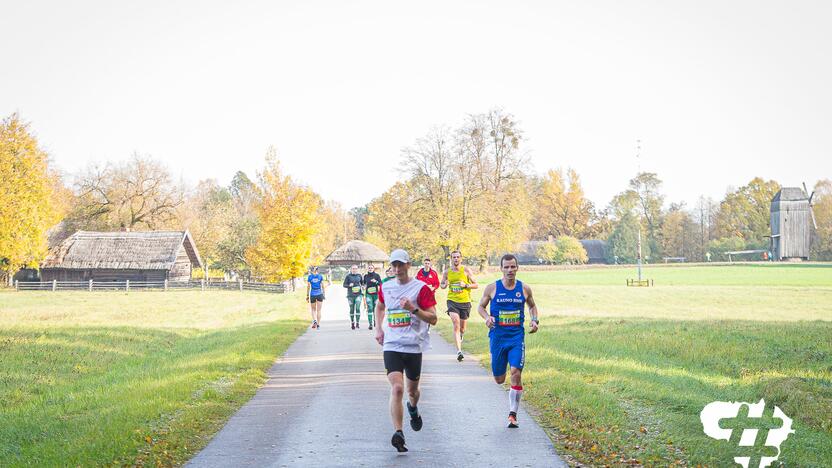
{"left": 511, "top": 385, "right": 523, "bottom": 391}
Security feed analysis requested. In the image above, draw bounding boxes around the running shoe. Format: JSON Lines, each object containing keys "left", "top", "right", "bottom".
{"left": 311, "top": 321, "right": 318, "bottom": 329}
{"left": 351, "top": 323, "right": 355, "bottom": 330}
{"left": 457, "top": 351, "right": 464, "bottom": 362}
{"left": 368, "top": 325, "right": 373, "bottom": 330}
{"left": 508, "top": 411, "right": 519, "bottom": 428}
{"left": 356, "top": 322, "right": 360, "bottom": 329}
{"left": 391, "top": 430, "right": 408, "bottom": 452}
{"left": 406, "top": 401, "right": 423, "bottom": 431}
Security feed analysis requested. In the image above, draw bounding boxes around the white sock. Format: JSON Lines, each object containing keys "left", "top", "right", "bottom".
{"left": 509, "top": 385, "right": 523, "bottom": 413}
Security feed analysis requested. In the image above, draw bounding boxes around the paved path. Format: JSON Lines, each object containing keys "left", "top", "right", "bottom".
{"left": 188, "top": 286, "right": 565, "bottom": 467}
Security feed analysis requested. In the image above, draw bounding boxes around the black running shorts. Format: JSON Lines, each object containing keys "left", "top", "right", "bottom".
{"left": 383, "top": 350, "right": 423, "bottom": 380}
{"left": 447, "top": 300, "right": 471, "bottom": 320}
{"left": 310, "top": 294, "right": 325, "bottom": 303}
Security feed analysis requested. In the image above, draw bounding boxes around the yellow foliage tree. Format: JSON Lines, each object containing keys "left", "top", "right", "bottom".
{"left": 246, "top": 150, "right": 321, "bottom": 282}
{"left": 811, "top": 179, "right": 832, "bottom": 260}
{"left": 309, "top": 200, "right": 356, "bottom": 264}
{"left": 533, "top": 168, "right": 595, "bottom": 239}
{"left": 0, "top": 114, "right": 62, "bottom": 284}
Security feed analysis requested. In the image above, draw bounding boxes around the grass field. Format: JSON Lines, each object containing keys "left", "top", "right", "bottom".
{"left": 0, "top": 290, "right": 308, "bottom": 467}
{"left": 2, "top": 264, "right": 830, "bottom": 467}
{"left": 435, "top": 263, "right": 832, "bottom": 466}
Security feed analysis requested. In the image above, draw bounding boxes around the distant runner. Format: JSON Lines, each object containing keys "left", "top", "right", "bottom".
{"left": 375, "top": 249, "right": 438, "bottom": 453}
{"left": 306, "top": 266, "right": 327, "bottom": 329}
{"left": 440, "top": 250, "right": 478, "bottom": 361}
{"left": 344, "top": 265, "right": 364, "bottom": 330}
{"left": 382, "top": 266, "right": 396, "bottom": 283}
{"left": 362, "top": 264, "right": 382, "bottom": 330}
{"left": 477, "top": 254, "right": 539, "bottom": 428}
{"left": 415, "top": 257, "right": 439, "bottom": 295}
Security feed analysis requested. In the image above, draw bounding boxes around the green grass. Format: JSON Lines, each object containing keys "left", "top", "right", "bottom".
{"left": 0, "top": 290, "right": 309, "bottom": 467}
{"left": 435, "top": 263, "right": 832, "bottom": 466}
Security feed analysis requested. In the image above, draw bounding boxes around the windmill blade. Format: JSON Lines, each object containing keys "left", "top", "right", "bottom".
{"left": 810, "top": 203, "right": 818, "bottom": 230}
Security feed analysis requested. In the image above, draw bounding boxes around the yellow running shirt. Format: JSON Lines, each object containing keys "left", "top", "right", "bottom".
{"left": 447, "top": 267, "right": 471, "bottom": 303}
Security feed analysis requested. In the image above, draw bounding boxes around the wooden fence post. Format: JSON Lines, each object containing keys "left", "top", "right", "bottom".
{"left": 126, "top": 279, "right": 130, "bottom": 293}
{"left": 239, "top": 279, "right": 243, "bottom": 292}
{"left": 164, "top": 279, "right": 168, "bottom": 291}
{"left": 52, "top": 279, "right": 57, "bottom": 292}
{"left": 89, "top": 279, "right": 93, "bottom": 292}
{"left": 201, "top": 279, "right": 205, "bottom": 291}
{"left": 14, "top": 280, "right": 19, "bottom": 291}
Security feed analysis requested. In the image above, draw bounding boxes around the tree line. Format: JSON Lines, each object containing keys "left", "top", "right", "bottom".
{"left": 363, "top": 109, "right": 832, "bottom": 266}
{"left": 2, "top": 111, "right": 831, "bottom": 284}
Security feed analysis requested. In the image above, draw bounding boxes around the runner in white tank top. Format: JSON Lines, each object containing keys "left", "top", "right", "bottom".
{"left": 375, "top": 249, "right": 438, "bottom": 453}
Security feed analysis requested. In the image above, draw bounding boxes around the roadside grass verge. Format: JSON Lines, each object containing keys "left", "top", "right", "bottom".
{"left": 434, "top": 264, "right": 832, "bottom": 466}
{"left": 0, "top": 290, "right": 308, "bottom": 467}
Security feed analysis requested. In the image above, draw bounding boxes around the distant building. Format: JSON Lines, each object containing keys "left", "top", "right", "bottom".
{"left": 579, "top": 240, "right": 607, "bottom": 264}
{"left": 515, "top": 239, "right": 607, "bottom": 265}
{"left": 40, "top": 231, "right": 201, "bottom": 282}
{"left": 770, "top": 187, "right": 816, "bottom": 260}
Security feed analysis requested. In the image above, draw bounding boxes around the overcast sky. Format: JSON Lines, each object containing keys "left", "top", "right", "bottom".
{"left": 2, "top": 0, "right": 830, "bottom": 210}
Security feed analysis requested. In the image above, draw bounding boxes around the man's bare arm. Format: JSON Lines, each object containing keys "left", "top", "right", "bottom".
{"left": 374, "top": 300, "right": 387, "bottom": 345}
{"left": 525, "top": 283, "right": 539, "bottom": 333}
{"left": 414, "top": 305, "right": 438, "bottom": 326}
{"left": 464, "top": 267, "right": 479, "bottom": 290}
{"left": 477, "top": 283, "right": 495, "bottom": 325}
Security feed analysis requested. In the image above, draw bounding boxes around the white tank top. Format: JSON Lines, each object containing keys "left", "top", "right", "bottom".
{"left": 380, "top": 278, "right": 431, "bottom": 353}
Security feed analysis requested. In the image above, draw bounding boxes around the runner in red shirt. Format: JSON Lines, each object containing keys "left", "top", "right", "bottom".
{"left": 415, "top": 258, "right": 439, "bottom": 295}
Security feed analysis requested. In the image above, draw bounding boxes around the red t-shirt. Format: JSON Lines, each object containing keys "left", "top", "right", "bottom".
{"left": 415, "top": 268, "right": 440, "bottom": 291}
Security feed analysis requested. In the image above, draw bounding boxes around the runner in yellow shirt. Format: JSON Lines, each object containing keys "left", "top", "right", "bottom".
{"left": 440, "top": 250, "right": 478, "bottom": 361}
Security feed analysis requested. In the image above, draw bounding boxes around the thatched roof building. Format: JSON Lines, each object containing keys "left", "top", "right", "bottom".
{"left": 324, "top": 240, "right": 388, "bottom": 266}
{"left": 41, "top": 231, "right": 202, "bottom": 282}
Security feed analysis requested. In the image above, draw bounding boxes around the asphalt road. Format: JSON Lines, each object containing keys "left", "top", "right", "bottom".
{"left": 187, "top": 286, "right": 565, "bottom": 468}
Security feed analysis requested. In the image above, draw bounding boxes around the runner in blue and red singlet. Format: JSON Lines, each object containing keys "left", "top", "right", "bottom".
{"left": 477, "top": 253, "right": 540, "bottom": 428}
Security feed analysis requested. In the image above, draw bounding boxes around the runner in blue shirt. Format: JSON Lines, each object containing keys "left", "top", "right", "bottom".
{"left": 306, "top": 266, "right": 328, "bottom": 329}
{"left": 476, "top": 253, "right": 539, "bottom": 428}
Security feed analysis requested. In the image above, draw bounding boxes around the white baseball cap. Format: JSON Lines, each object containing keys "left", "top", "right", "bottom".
{"left": 389, "top": 249, "right": 411, "bottom": 264}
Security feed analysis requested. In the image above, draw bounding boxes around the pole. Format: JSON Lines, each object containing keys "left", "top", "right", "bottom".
{"left": 637, "top": 230, "right": 643, "bottom": 282}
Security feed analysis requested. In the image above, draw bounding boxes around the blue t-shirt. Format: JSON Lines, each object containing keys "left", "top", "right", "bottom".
{"left": 489, "top": 279, "right": 525, "bottom": 341}
{"left": 308, "top": 274, "right": 324, "bottom": 296}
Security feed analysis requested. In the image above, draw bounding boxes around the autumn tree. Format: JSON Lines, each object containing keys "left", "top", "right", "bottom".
{"left": 660, "top": 203, "right": 700, "bottom": 260}
{"left": 0, "top": 114, "right": 63, "bottom": 284}
{"left": 177, "top": 179, "right": 234, "bottom": 276}
{"left": 386, "top": 109, "right": 531, "bottom": 267}
{"left": 714, "top": 177, "right": 780, "bottom": 248}
{"left": 246, "top": 150, "right": 320, "bottom": 282}
{"left": 365, "top": 181, "right": 434, "bottom": 259}
{"left": 811, "top": 179, "right": 832, "bottom": 260}
{"left": 69, "top": 154, "right": 185, "bottom": 231}
{"left": 532, "top": 168, "right": 596, "bottom": 239}
{"left": 310, "top": 200, "right": 357, "bottom": 264}
{"left": 536, "top": 236, "right": 588, "bottom": 264}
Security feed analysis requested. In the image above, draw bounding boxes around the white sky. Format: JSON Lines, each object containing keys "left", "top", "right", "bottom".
{"left": 2, "top": 0, "right": 830, "bottom": 210}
